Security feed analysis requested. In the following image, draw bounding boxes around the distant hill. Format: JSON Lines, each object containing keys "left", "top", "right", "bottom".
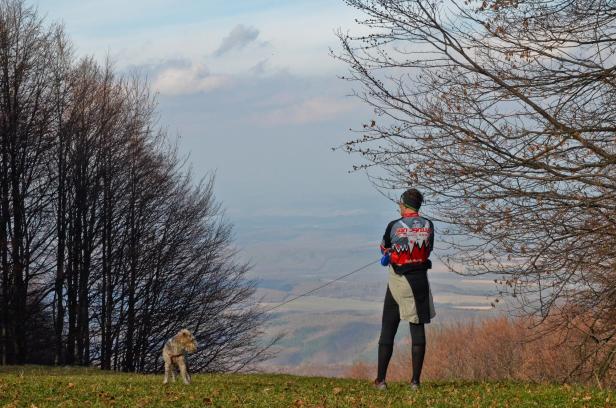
{"left": 255, "top": 271, "right": 504, "bottom": 375}
{"left": 237, "top": 209, "right": 508, "bottom": 375}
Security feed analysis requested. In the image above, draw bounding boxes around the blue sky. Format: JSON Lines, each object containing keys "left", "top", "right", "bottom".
{"left": 33, "top": 0, "right": 414, "bottom": 276}
{"left": 29, "top": 3, "right": 503, "bottom": 371}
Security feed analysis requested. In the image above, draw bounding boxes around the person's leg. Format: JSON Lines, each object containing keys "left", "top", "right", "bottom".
{"left": 409, "top": 323, "right": 426, "bottom": 385}
{"left": 377, "top": 286, "right": 400, "bottom": 382}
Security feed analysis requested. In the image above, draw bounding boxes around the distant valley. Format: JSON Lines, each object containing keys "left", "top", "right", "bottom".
{"left": 232, "top": 208, "right": 508, "bottom": 376}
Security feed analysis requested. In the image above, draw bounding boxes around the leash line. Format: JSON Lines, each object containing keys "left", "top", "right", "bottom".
{"left": 262, "top": 259, "right": 380, "bottom": 313}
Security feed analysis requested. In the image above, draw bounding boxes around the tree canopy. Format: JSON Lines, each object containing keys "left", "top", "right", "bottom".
{"left": 0, "top": 0, "right": 271, "bottom": 372}
{"left": 337, "top": 0, "right": 615, "bottom": 381}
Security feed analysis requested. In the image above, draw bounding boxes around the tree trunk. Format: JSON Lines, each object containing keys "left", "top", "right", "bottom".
{"left": 54, "top": 131, "right": 67, "bottom": 365}
{"left": 0, "top": 114, "right": 10, "bottom": 365}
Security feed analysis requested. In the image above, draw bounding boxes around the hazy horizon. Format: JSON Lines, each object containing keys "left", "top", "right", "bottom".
{"left": 34, "top": 0, "right": 504, "bottom": 373}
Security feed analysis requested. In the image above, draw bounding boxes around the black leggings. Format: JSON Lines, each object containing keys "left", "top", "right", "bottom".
{"left": 377, "top": 286, "right": 426, "bottom": 383}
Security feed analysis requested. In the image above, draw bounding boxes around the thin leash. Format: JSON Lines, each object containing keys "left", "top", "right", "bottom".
{"left": 262, "top": 259, "right": 380, "bottom": 313}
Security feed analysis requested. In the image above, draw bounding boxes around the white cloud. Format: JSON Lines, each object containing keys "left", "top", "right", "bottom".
{"left": 214, "top": 24, "right": 260, "bottom": 56}
{"left": 151, "top": 63, "right": 231, "bottom": 95}
{"left": 250, "top": 58, "right": 269, "bottom": 75}
{"left": 252, "top": 208, "right": 370, "bottom": 218}
{"left": 252, "top": 97, "right": 358, "bottom": 126}
{"left": 38, "top": 1, "right": 368, "bottom": 78}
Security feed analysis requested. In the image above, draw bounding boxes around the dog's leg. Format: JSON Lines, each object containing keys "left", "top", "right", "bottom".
{"left": 163, "top": 354, "right": 171, "bottom": 385}
{"left": 185, "top": 358, "right": 191, "bottom": 384}
{"left": 171, "top": 362, "right": 177, "bottom": 382}
{"left": 177, "top": 356, "right": 190, "bottom": 384}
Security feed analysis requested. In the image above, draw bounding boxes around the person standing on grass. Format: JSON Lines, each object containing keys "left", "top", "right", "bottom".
{"left": 374, "top": 188, "right": 435, "bottom": 390}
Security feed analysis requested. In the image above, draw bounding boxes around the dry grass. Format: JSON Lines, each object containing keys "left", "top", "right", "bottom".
{"left": 1, "top": 365, "right": 614, "bottom": 407}
{"left": 347, "top": 317, "right": 616, "bottom": 388}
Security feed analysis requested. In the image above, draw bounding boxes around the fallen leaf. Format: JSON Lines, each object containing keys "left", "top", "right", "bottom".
{"left": 136, "top": 397, "right": 151, "bottom": 407}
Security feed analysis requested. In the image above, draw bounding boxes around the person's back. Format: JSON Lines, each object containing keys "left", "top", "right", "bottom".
{"left": 382, "top": 214, "right": 434, "bottom": 273}
{"left": 374, "top": 188, "right": 435, "bottom": 391}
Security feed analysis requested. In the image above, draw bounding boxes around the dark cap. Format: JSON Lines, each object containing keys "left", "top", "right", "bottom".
{"left": 399, "top": 188, "right": 423, "bottom": 210}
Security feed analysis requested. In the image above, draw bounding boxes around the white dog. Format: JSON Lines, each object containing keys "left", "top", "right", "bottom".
{"left": 162, "top": 329, "right": 198, "bottom": 384}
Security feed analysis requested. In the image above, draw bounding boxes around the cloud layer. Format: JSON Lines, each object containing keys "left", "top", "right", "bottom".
{"left": 214, "top": 24, "right": 260, "bottom": 56}
{"left": 252, "top": 97, "right": 359, "bottom": 126}
{"left": 152, "top": 62, "right": 231, "bottom": 95}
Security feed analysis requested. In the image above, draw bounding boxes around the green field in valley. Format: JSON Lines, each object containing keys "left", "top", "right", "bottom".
{"left": 0, "top": 366, "right": 614, "bottom": 407}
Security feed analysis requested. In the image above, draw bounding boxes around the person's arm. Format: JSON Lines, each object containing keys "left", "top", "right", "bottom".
{"left": 380, "top": 220, "right": 395, "bottom": 253}
{"left": 428, "top": 219, "right": 435, "bottom": 251}
{"left": 380, "top": 221, "right": 395, "bottom": 266}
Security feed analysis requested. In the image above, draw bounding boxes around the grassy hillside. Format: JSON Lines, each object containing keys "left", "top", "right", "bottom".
{"left": 0, "top": 366, "right": 613, "bottom": 407}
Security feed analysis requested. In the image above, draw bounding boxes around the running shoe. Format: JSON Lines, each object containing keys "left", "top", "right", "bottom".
{"left": 373, "top": 379, "right": 387, "bottom": 390}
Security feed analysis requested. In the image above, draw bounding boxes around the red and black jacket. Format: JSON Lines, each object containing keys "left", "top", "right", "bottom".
{"left": 381, "top": 214, "right": 434, "bottom": 274}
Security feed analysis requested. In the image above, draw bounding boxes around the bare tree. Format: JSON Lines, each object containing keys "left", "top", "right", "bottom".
{"left": 336, "top": 0, "right": 615, "bottom": 382}
{"left": 0, "top": 0, "right": 275, "bottom": 372}
{"left": 0, "top": 0, "right": 58, "bottom": 364}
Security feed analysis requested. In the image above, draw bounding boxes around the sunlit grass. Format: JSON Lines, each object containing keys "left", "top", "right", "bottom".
{"left": 0, "top": 366, "right": 613, "bottom": 407}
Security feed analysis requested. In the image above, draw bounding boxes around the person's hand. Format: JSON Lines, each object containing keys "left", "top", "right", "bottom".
{"left": 380, "top": 252, "right": 391, "bottom": 267}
